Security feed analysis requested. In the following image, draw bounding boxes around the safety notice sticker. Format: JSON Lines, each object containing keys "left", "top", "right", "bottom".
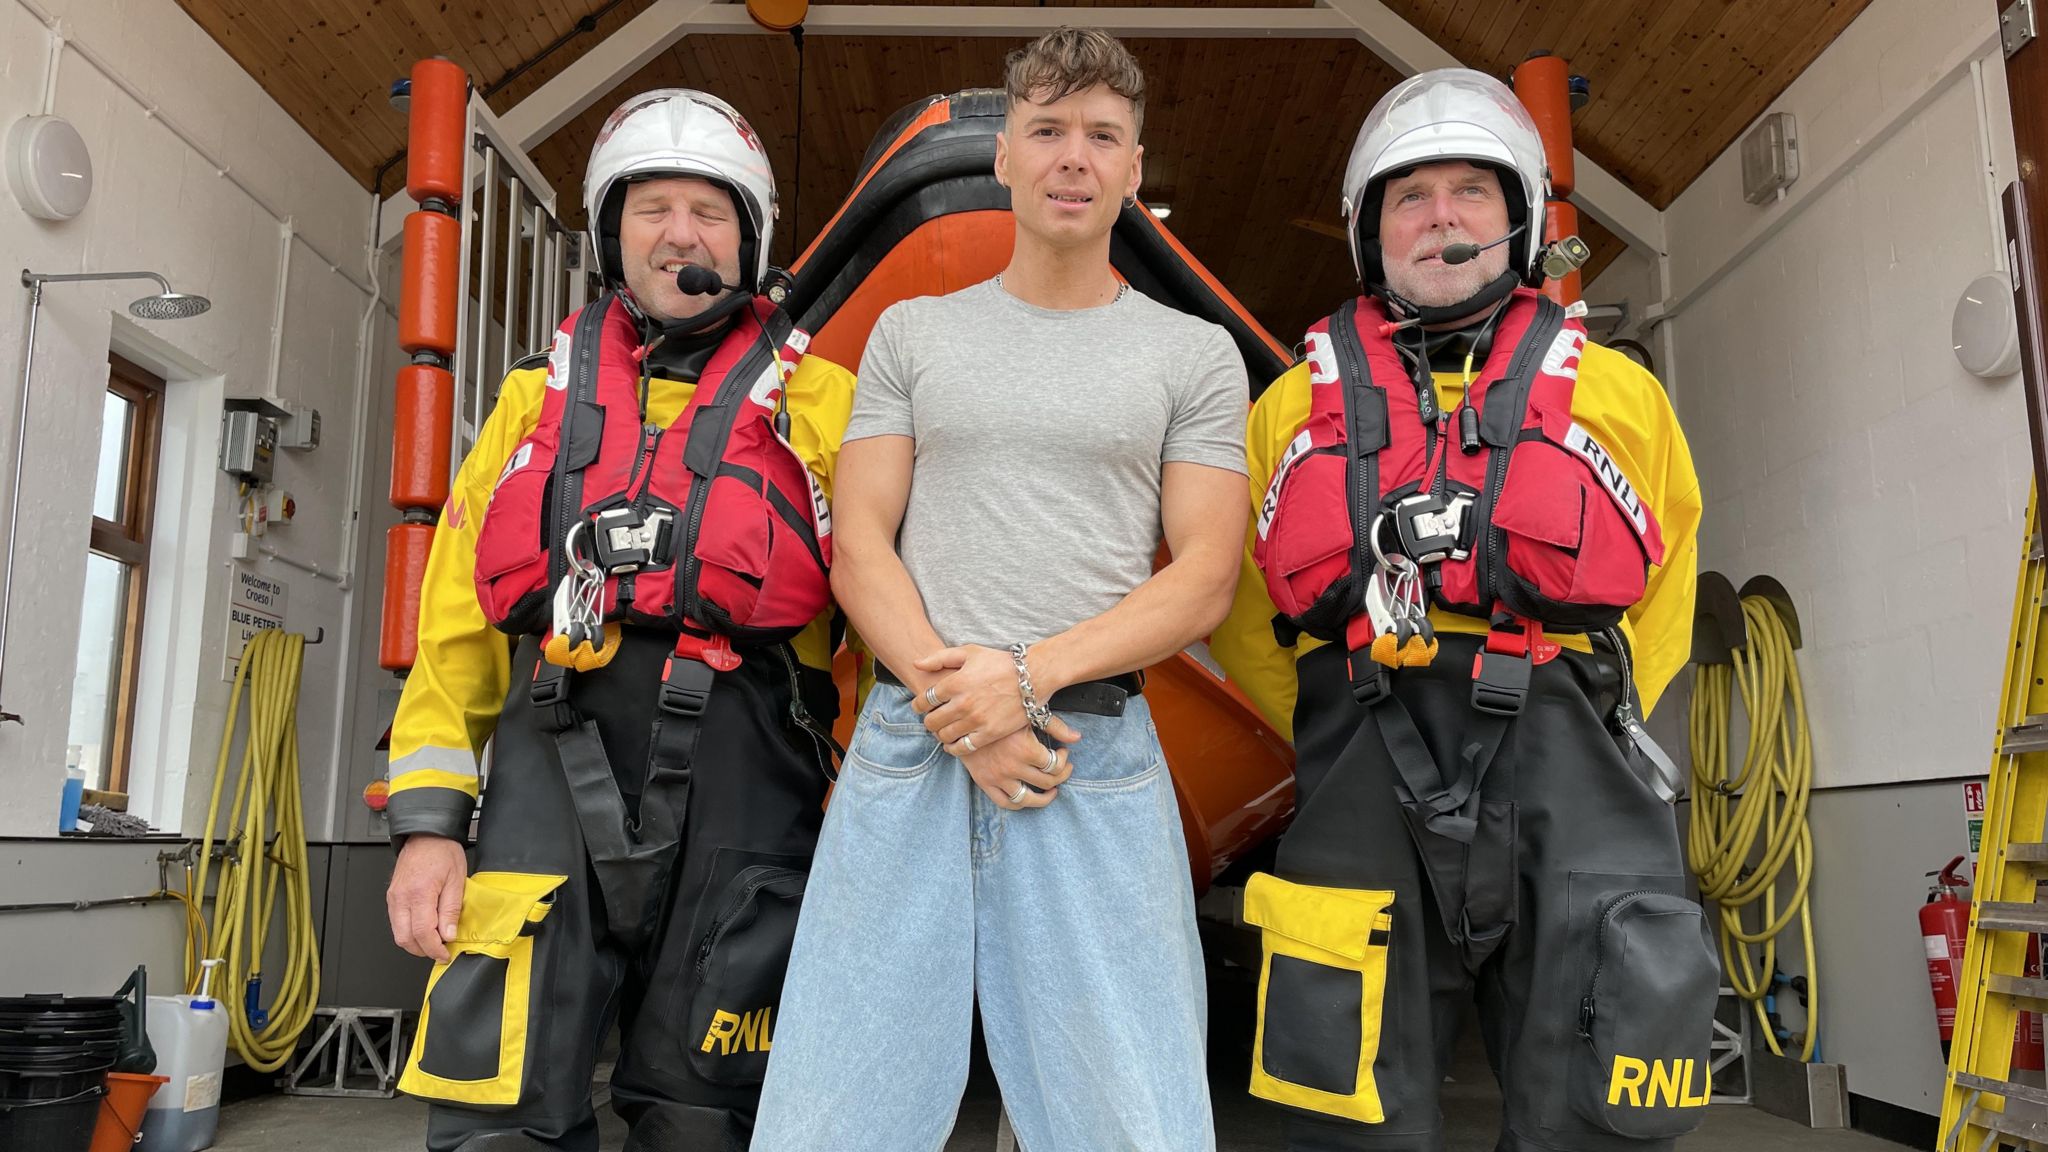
{"left": 1965, "top": 779, "right": 1987, "bottom": 858}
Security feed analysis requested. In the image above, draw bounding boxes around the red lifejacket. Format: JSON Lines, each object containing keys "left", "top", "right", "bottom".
{"left": 1254, "top": 287, "right": 1664, "bottom": 646}
{"left": 473, "top": 293, "right": 832, "bottom": 645}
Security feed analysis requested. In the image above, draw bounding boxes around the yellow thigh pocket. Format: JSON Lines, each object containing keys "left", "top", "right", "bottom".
{"left": 1244, "top": 873, "right": 1395, "bottom": 1125}
{"left": 398, "top": 871, "right": 568, "bottom": 1107}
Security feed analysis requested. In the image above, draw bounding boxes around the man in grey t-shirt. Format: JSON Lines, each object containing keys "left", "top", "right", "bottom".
{"left": 754, "top": 30, "right": 1248, "bottom": 1152}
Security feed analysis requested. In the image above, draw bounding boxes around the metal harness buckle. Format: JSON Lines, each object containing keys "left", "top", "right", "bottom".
{"left": 589, "top": 506, "right": 674, "bottom": 574}
{"left": 1390, "top": 493, "right": 1467, "bottom": 565}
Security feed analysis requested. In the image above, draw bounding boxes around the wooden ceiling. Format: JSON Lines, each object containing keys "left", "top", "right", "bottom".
{"left": 176, "top": 0, "right": 1871, "bottom": 343}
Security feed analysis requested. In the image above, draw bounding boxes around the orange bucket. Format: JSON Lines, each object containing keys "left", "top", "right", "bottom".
{"left": 89, "top": 1071, "right": 166, "bottom": 1151}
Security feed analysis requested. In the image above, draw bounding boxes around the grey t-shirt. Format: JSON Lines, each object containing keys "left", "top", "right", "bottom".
{"left": 844, "top": 279, "right": 1249, "bottom": 648}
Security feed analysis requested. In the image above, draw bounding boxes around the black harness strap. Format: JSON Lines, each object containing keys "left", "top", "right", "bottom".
{"left": 530, "top": 650, "right": 712, "bottom": 951}
{"left": 1325, "top": 301, "right": 1559, "bottom": 973}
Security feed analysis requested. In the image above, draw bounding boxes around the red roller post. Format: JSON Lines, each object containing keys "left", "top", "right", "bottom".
{"left": 399, "top": 212, "right": 461, "bottom": 358}
{"left": 1513, "top": 53, "right": 1580, "bottom": 307}
{"left": 406, "top": 58, "right": 471, "bottom": 207}
{"left": 380, "top": 523, "right": 436, "bottom": 672}
{"left": 383, "top": 58, "right": 470, "bottom": 675}
{"left": 390, "top": 364, "right": 455, "bottom": 510}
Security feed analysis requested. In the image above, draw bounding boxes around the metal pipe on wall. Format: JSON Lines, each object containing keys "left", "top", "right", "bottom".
{"left": 0, "top": 278, "right": 47, "bottom": 724}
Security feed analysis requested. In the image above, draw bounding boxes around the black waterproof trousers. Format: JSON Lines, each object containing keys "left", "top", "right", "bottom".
{"left": 416, "top": 629, "right": 835, "bottom": 1152}
{"left": 1258, "top": 635, "right": 1717, "bottom": 1152}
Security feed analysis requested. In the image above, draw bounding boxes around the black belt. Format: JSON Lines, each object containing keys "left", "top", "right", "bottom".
{"left": 873, "top": 663, "right": 1141, "bottom": 718}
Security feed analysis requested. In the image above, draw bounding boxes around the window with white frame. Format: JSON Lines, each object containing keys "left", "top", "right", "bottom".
{"left": 66, "top": 354, "right": 164, "bottom": 799}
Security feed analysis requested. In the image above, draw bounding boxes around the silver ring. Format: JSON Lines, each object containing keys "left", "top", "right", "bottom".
{"left": 1008, "top": 782, "right": 1029, "bottom": 805}
{"left": 1042, "top": 746, "right": 1059, "bottom": 774}
{"left": 960, "top": 733, "right": 977, "bottom": 754}
{"left": 924, "top": 685, "right": 940, "bottom": 709}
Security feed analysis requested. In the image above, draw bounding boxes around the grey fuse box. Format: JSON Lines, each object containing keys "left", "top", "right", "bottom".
{"left": 221, "top": 397, "right": 288, "bottom": 484}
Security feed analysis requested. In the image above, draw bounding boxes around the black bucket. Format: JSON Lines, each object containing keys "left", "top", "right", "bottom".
{"left": 0, "top": 995, "right": 121, "bottom": 1152}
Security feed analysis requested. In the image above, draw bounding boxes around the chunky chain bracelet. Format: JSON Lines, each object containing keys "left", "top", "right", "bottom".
{"left": 1010, "top": 643, "right": 1053, "bottom": 730}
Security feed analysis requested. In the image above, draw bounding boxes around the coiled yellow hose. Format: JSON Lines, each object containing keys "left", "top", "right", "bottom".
{"left": 194, "top": 627, "right": 320, "bottom": 1072}
{"left": 1688, "top": 594, "right": 1818, "bottom": 1061}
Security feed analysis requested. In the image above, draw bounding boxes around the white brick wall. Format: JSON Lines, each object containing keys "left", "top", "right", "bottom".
{"left": 0, "top": 0, "right": 387, "bottom": 837}
{"left": 1656, "top": 0, "right": 2023, "bottom": 1115}
{"left": 1676, "top": 70, "right": 2021, "bottom": 789}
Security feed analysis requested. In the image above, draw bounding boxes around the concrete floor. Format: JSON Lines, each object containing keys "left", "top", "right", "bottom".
{"left": 210, "top": 980, "right": 1916, "bottom": 1152}
{"left": 209, "top": 1087, "right": 1912, "bottom": 1151}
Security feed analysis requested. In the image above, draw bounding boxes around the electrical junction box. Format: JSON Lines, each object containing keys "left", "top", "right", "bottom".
{"left": 221, "top": 398, "right": 292, "bottom": 483}
{"left": 278, "top": 404, "right": 320, "bottom": 451}
{"left": 1742, "top": 112, "right": 1799, "bottom": 204}
{"left": 220, "top": 410, "right": 275, "bottom": 484}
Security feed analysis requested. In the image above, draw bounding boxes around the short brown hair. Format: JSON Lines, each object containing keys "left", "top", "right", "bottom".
{"left": 1003, "top": 28, "right": 1146, "bottom": 137}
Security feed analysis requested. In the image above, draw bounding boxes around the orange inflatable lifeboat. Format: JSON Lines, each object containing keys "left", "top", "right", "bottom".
{"left": 787, "top": 90, "right": 1294, "bottom": 893}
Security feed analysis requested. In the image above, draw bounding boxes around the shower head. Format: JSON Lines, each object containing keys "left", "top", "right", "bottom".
{"left": 127, "top": 291, "right": 210, "bottom": 320}
{"left": 20, "top": 269, "right": 211, "bottom": 320}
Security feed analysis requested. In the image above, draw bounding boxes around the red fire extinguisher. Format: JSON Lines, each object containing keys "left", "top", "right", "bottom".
{"left": 1921, "top": 855, "right": 2045, "bottom": 1067}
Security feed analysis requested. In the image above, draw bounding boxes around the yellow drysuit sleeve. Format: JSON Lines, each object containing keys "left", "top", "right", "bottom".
{"left": 383, "top": 353, "right": 856, "bottom": 840}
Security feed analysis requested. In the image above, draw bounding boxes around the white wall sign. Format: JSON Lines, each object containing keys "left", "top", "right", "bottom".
{"left": 224, "top": 567, "right": 287, "bottom": 681}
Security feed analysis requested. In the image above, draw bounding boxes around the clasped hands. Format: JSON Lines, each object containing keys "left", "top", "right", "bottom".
{"left": 910, "top": 644, "right": 1082, "bottom": 810}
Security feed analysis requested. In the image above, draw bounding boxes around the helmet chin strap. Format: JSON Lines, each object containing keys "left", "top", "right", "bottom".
{"left": 654, "top": 288, "right": 754, "bottom": 339}
{"left": 619, "top": 282, "right": 756, "bottom": 341}
{"left": 1380, "top": 268, "right": 1520, "bottom": 328}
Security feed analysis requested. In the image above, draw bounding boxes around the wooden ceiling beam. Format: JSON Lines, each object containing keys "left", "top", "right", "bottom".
{"left": 499, "top": 0, "right": 721, "bottom": 150}
{"left": 373, "top": 0, "right": 1669, "bottom": 255}
{"left": 683, "top": 5, "right": 1362, "bottom": 37}
{"left": 1315, "top": 0, "right": 1668, "bottom": 255}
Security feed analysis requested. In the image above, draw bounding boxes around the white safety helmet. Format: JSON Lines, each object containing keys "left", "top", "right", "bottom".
{"left": 1340, "top": 69, "right": 1548, "bottom": 290}
{"left": 583, "top": 89, "right": 777, "bottom": 295}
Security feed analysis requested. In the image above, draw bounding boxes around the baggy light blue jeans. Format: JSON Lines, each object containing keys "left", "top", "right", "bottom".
{"left": 751, "top": 682, "right": 1214, "bottom": 1152}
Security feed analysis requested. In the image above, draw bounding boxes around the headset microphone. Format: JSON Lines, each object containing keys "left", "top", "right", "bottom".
{"left": 1440, "top": 224, "right": 1527, "bottom": 266}
{"left": 674, "top": 264, "right": 742, "bottom": 295}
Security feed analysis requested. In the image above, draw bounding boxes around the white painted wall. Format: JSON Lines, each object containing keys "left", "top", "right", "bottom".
{"left": 1666, "top": 0, "right": 2021, "bottom": 793}
{"left": 1652, "top": 0, "right": 2022, "bottom": 1118}
{"left": 0, "top": 0, "right": 391, "bottom": 842}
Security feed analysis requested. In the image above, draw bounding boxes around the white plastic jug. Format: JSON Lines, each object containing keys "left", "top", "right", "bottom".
{"left": 139, "top": 958, "right": 228, "bottom": 1152}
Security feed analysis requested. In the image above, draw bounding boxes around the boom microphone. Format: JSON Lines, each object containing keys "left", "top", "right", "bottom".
{"left": 674, "top": 264, "right": 742, "bottom": 295}
{"left": 1440, "top": 224, "right": 1527, "bottom": 266}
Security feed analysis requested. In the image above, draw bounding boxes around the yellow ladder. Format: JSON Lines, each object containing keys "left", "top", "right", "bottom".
{"left": 1939, "top": 494, "right": 2048, "bottom": 1150}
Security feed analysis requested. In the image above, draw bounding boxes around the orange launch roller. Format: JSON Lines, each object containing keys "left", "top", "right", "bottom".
{"left": 383, "top": 59, "right": 470, "bottom": 674}
{"left": 1513, "top": 53, "right": 1583, "bottom": 307}
{"left": 379, "top": 523, "right": 435, "bottom": 671}
{"left": 390, "top": 364, "right": 455, "bottom": 510}
{"left": 398, "top": 212, "right": 461, "bottom": 358}
{"left": 405, "top": 58, "right": 470, "bottom": 207}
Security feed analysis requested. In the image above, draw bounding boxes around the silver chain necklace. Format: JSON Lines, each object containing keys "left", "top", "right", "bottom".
{"left": 995, "top": 273, "right": 1129, "bottom": 304}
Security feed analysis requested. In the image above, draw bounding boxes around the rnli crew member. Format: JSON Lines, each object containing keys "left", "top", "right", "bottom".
{"left": 380, "top": 89, "right": 853, "bottom": 1152}
{"left": 753, "top": 29, "right": 1249, "bottom": 1152}
{"left": 1211, "top": 68, "right": 1712, "bottom": 1152}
